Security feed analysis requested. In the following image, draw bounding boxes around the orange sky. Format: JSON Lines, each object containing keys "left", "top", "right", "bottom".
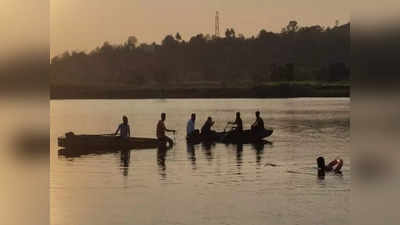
{"left": 50, "top": 0, "right": 350, "bottom": 57}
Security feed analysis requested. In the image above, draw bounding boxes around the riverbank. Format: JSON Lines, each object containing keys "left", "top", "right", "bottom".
{"left": 50, "top": 82, "right": 349, "bottom": 99}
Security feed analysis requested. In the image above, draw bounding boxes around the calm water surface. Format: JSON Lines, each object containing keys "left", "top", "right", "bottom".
{"left": 50, "top": 98, "right": 350, "bottom": 225}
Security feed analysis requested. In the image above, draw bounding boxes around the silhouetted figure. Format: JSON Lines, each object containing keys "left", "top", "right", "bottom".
{"left": 115, "top": 115, "right": 131, "bottom": 138}
{"left": 228, "top": 112, "right": 243, "bottom": 132}
{"left": 156, "top": 113, "right": 175, "bottom": 148}
{"left": 225, "top": 112, "right": 243, "bottom": 142}
{"left": 251, "top": 111, "right": 264, "bottom": 132}
{"left": 317, "top": 156, "right": 344, "bottom": 179}
{"left": 186, "top": 113, "right": 199, "bottom": 139}
{"left": 201, "top": 117, "right": 215, "bottom": 135}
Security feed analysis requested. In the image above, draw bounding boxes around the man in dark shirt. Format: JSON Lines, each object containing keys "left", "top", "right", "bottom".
{"left": 201, "top": 117, "right": 215, "bottom": 135}
{"left": 251, "top": 111, "right": 264, "bottom": 132}
{"left": 228, "top": 112, "right": 243, "bottom": 132}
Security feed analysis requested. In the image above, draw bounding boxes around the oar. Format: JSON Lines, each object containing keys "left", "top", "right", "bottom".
{"left": 173, "top": 130, "right": 177, "bottom": 143}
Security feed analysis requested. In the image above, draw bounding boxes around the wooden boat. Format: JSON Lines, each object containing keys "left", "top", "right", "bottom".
{"left": 186, "top": 132, "right": 220, "bottom": 144}
{"left": 186, "top": 128, "right": 273, "bottom": 144}
{"left": 220, "top": 128, "right": 273, "bottom": 144}
{"left": 58, "top": 132, "right": 161, "bottom": 151}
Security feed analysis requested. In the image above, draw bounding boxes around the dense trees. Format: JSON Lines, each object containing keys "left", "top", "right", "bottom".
{"left": 51, "top": 21, "right": 350, "bottom": 87}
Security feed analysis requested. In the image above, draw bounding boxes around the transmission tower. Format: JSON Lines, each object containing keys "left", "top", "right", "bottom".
{"left": 215, "top": 11, "right": 220, "bottom": 37}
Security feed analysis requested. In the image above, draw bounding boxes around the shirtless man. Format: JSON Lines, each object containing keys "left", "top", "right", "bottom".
{"left": 157, "top": 113, "right": 175, "bottom": 147}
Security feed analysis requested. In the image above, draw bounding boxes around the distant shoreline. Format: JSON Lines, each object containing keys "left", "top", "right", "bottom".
{"left": 51, "top": 82, "right": 349, "bottom": 99}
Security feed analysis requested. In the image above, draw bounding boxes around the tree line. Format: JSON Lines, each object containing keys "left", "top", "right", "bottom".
{"left": 51, "top": 21, "right": 350, "bottom": 87}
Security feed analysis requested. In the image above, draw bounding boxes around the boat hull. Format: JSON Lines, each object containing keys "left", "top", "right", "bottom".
{"left": 58, "top": 133, "right": 161, "bottom": 151}
{"left": 186, "top": 128, "right": 273, "bottom": 144}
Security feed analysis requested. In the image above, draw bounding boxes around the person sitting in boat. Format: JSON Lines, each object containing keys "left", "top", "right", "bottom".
{"left": 186, "top": 113, "right": 199, "bottom": 139}
{"left": 251, "top": 111, "right": 264, "bottom": 133}
{"left": 201, "top": 117, "right": 216, "bottom": 135}
{"left": 317, "top": 156, "right": 344, "bottom": 178}
{"left": 228, "top": 112, "right": 243, "bottom": 132}
{"left": 157, "top": 113, "right": 175, "bottom": 147}
{"left": 114, "top": 115, "right": 131, "bottom": 138}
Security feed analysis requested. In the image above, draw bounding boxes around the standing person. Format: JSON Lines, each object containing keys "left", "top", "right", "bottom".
{"left": 186, "top": 113, "right": 198, "bottom": 138}
{"left": 251, "top": 111, "right": 264, "bottom": 132}
{"left": 114, "top": 115, "right": 131, "bottom": 138}
{"left": 228, "top": 112, "right": 243, "bottom": 132}
{"left": 201, "top": 117, "right": 215, "bottom": 135}
{"left": 157, "top": 113, "right": 175, "bottom": 147}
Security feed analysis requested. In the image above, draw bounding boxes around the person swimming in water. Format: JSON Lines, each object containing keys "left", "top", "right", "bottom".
{"left": 317, "top": 156, "right": 344, "bottom": 178}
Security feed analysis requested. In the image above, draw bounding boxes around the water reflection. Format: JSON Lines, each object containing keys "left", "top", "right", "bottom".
{"left": 201, "top": 142, "right": 214, "bottom": 161}
{"left": 251, "top": 142, "right": 266, "bottom": 166}
{"left": 58, "top": 147, "right": 121, "bottom": 158}
{"left": 120, "top": 149, "right": 131, "bottom": 176}
{"left": 186, "top": 144, "right": 196, "bottom": 170}
{"left": 157, "top": 144, "right": 168, "bottom": 179}
{"left": 236, "top": 144, "right": 243, "bottom": 174}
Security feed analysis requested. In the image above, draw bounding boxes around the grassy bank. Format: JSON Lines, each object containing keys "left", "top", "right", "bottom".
{"left": 50, "top": 82, "right": 350, "bottom": 99}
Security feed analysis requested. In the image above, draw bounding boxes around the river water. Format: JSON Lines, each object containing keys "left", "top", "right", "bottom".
{"left": 50, "top": 98, "right": 350, "bottom": 225}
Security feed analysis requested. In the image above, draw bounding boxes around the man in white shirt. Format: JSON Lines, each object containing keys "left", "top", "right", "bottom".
{"left": 186, "top": 113, "right": 197, "bottom": 138}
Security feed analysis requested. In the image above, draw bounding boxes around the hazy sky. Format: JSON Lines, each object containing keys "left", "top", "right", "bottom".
{"left": 51, "top": 0, "right": 350, "bottom": 57}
